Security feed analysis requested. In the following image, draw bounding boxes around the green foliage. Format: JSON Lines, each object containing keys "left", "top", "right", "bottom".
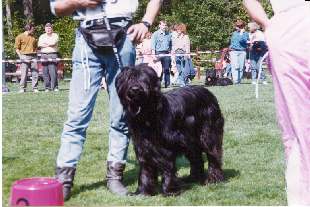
{"left": 3, "top": 0, "right": 273, "bottom": 59}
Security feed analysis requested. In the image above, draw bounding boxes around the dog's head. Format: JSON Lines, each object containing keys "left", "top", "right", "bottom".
{"left": 205, "top": 69, "right": 217, "bottom": 86}
{"left": 116, "top": 64, "right": 161, "bottom": 117}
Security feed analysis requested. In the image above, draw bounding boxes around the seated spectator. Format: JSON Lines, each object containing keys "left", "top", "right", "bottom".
{"left": 215, "top": 48, "right": 231, "bottom": 78}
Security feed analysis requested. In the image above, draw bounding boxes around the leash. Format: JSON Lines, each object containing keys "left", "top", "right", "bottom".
{"left": 103, "top": 16, "right": 123, "bottom": 69}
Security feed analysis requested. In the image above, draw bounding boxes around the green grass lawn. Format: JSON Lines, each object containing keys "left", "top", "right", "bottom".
{"left": 2, "top": 78, "right": 286, "bottom": 206}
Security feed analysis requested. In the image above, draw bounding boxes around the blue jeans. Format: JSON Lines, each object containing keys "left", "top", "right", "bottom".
{"left": 156, "top": 52, "right": 171, "bottom": 88}
{"left": 250, "top": 51, "right": 266, "bottom": 81}
{"left": 229, "top": 51, "right": 246, "bottom": 84}
{"left": 176, "top": 55, "right": 187, "bottom": 87}
{"left": 57, "top": 23, "right": 136, "bottom": 168}
{"left": 225, "top": 63, "right": 232, "bottom": 78}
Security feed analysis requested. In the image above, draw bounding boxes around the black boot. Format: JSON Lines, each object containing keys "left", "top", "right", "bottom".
{"left": 55, "top": 167, "right": 76, "bottom": 201}
{"left": 106, "top": 161, "right": 128, "bottom": 196}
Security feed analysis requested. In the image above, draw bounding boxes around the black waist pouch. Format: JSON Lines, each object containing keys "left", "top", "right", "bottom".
{"left": 79, "top": 24, "right": 126, "bottom": 51}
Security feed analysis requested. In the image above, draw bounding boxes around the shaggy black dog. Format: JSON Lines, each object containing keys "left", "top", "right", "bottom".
{"left": 116, "top": 64, "right": 224, "bottom": 196}
{"left": 205, "top": 69, "right": 233, "bottom": 86}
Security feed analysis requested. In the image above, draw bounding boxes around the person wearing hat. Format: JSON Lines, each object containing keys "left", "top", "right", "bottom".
{"left": 229, "top": 19, "right": 250, "bottom": 84}
{"left": 38, "top": 23, "right": 59, "bottom": 92}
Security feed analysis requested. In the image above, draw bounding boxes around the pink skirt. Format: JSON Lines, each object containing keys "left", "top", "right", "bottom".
{"left": 264, "top": 4, "right": 310, "bottom": 205}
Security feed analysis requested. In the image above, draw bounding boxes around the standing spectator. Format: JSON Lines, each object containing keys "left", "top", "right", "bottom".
{"left": 50, "top": 0, "right": 162, "bottom": 200}
{"left": 243, "top": 0, "right": 310, "bottom": 205}
{"left": 139, "top": 32, "right": 162, "bottom": 77}
{"left": 229, "top": 19, "right": 249, "bottom": 84}
{"left": 151, "top": 20, "right": 172, "bottom": 88}
{"left": 38, "top": 22, "right": 59, "bottom": 92}
{"left": 248, "top": 22, "right": 268, "bottom": 85}
{"left": 15, "top": 23, "right": 38, "bottom": 93}
{"left": 172, "top": 23, "right": 191, "bottom": 86}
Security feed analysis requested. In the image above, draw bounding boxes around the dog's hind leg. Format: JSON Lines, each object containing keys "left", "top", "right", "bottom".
{"left": 200, "top": 122, "right": 224, "bottom": 184}
{"left": 184, "top": 150, "right": 205, "bottom": 184}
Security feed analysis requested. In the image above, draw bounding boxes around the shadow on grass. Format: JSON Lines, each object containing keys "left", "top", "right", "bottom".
{"left": 72, "top": 158, "right": 239, "bottom": 198}
{"left": 72, "top": 180, "right": 106, "bottom": 199}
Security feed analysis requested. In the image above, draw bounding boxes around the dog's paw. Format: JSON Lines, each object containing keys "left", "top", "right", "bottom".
{"left": 130, "top": 189, "right": 155, "bottom": 196}
{"left": 162, "top": 189, "right": 181, "bottom": 197}
{"left": 162, "top": 184, "right": 182, "bottom": 196}
{"left": 204, "top": 169, "right": 224, "bottom": 184}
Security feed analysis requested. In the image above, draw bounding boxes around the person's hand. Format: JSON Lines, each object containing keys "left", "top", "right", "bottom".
{"left": 127, "top": 23, "right": 149, "bottom": 43}
{"left": 75, "top": 0, "right": 101, "bottom": 8}
{"left": 262, "top": 19, "right": 271, "bottom": 31}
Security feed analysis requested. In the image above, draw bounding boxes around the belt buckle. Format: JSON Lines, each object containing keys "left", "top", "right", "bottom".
{"left": 95, "top": 18, "right": 104, "bottom": 25}
{"left": 81, "top": 20, "right": 94, "bottom": 28}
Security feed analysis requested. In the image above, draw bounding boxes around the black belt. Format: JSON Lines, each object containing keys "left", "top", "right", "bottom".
{"left": 22, "top": 53, "right": 36, "bottom": 56}
{"left": 230, "top": 48, "right": 246, "bottom": 52}
{"left": 82, "top": 17, "right": 132, "bottom": 28}
{"left": 39, "top": 52, "right": 58, "bottom": 55}
{"left": 156, "top": 51, "right": 170, "bottom": 55}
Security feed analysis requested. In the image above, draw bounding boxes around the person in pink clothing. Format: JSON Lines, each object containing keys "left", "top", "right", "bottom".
{"left": 139, "top": 32, "right": 162, "bottom": 77}
{"left": 243, "top": 0, "right": 310, "bottom": 205}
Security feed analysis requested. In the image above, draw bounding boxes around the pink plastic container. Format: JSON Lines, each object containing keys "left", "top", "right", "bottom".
{"left": 10, "top": 177, "right": 64, "bottom": 206}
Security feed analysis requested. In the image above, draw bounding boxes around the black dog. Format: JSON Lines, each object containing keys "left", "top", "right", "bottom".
{"left": 116, "top": 64, "right": 224, "bottom": 196}
{"left": 205, "top": 69, "right": 233, "bottom": 86}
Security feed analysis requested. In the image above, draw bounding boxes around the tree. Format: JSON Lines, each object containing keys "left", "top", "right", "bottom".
{"left": 23, "top": 0, "right": 33, "bottom": 22}
{"left": 5, "top": 0, "right": 13, "bottom": 41}
{"left": 3, "top": 0, "right": 273, "bottom": 59}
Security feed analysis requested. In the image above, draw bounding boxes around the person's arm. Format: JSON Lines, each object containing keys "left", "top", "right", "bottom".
{"left": 51, "top": 0, "right": 102, "bottom": 16}
{"left": 151, "top": 32, "right": 157, "bottom": 54}
{"left": 243, "top": 0, "right": 270, "bottom": 29}
{"left": 15, "top": 36, "right": 22, "bottom": 58}
{"left": 127, "top": 0, "right": 163, "bottom": 42}
{"left": 48, "top": 33, "right": 59, "bottom": 47}
{"left": 185, "top": 35, "right": 190, "bottom": 54}
{"left": 38, "top": 35, "right": 45, "bottom": 48}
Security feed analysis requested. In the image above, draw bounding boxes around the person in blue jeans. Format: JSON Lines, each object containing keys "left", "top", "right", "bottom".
{"left": 50, "top": 0, "right": 162, "bottom": 200}
{"left": 151, "top": 20, "right": 172, "bottom": 88}
{"left": 229, "top": 19, "right": 249, "bottom": 84}
{"left": 248, "top": 22, "right": 268, "bottom": 84}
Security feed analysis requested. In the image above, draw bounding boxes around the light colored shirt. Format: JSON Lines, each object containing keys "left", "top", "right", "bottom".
{"left": 151, "top": 30, "right": 172, "bottom": 52}
{"left": 50, "top": 0, "right": 139, "bottom": 20}
{"left": 14, "top": 32, "right": 37, "bottom": 54}
{"left": 249, "top": 30, "right": 265, "bottom": 43}
{"left": 172, "top": 34, "right": 190, "bottom": 54}
{"left": 38, "top": 33, "right": 59, "bottom": 53}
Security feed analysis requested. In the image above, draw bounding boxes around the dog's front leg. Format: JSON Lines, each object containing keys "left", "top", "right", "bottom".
{"left": 135, "top": 163, "right": 158, "bottom": 196}
{"left": 161, "top": 161, "right": 180, "bottom": 196}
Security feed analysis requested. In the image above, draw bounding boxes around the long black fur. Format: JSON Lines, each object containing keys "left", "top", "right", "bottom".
{"left": 205, "top": 69, "right": 233, "bottom": 86}
{"left": 116, "top": 64, "right": 225, "bottom": 196}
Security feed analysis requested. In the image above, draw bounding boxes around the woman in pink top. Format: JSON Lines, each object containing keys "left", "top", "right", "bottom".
{"left": 243, "top": 0, "right": 310, "bottom": 205}
{"left": 139, "top": 32, "right": 162, "bottom": 77}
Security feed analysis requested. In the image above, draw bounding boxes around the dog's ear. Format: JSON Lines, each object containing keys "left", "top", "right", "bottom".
{"left": 116, "top": 66, "right": 133, "bottom": 97}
